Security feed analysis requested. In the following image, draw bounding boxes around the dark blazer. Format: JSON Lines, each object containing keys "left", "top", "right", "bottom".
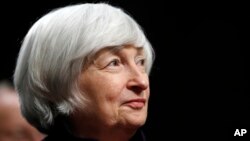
{"left": 42, "top": 117, "right": 146, "bottom": 141}
{"left": 43, "top": 129, "right": 146, "bottom": 141}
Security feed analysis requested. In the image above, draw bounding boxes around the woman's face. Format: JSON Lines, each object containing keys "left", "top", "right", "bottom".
{"left": 79, "top": 45, "right": 150, "bottom": 129}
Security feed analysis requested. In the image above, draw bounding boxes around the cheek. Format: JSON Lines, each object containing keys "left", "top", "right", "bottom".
{"left": 82, "top": 73, "right": 126, "bottom": 103}
{"left": 100, "top": 78, "right": 125, "bottom": 102}
{"left": 145, "top": 88, "right": 150, "bottom": 107}
{"left": 146, "top": 87, "right": 150, "bottom": 98}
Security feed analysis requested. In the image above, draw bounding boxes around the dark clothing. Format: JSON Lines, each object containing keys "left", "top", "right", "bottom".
{"left": 43, "top": 129, "right": 146, "bottom": 141}
{"left": 42, "top": 117, "right": 146, "bottom": 141}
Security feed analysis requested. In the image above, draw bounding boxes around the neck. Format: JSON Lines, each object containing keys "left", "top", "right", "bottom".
{"left": 69, "top": 113, "right": 138, "bottom": 141}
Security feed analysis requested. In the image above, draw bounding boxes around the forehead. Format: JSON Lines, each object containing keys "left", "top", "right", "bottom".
{"left": 94, "top": 45, "right": 144, "bottom": 57}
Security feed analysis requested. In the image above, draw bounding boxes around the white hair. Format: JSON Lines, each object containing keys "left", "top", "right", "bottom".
{"left": 14, "top": 3, "right": 154, "bottom": 133}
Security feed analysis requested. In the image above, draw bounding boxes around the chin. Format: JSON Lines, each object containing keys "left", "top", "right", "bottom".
{"left": 118, "top": 105, "right": 148, "bottom": 129}
{"left": 125, "top": 113, "right": 147, "bottom": 129}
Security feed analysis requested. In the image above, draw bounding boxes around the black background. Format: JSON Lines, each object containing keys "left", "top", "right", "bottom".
{"left": 1, "top": 1, "right": 249, "bottom": 140}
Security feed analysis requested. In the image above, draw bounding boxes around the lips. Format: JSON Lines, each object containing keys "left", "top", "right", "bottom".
{"left": 123, "top": 98, "right": 146, "bottom": 109}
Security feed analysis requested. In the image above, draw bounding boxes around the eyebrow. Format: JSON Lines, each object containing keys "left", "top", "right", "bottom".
{"left": 91, "top": 45, "right": 144, "bottom": 61}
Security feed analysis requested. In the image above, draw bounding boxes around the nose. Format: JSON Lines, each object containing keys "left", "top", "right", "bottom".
{"left": 126, "top": 66, "right": 149, "bottom": 94}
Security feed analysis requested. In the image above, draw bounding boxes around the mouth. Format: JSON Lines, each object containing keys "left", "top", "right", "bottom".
{"left": 123, "top": 98, "right": 146, "bottom": 109}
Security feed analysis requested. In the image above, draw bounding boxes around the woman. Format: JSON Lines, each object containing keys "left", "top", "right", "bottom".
{"left": 14, "top": 3, "right": 154, "bottom": 141}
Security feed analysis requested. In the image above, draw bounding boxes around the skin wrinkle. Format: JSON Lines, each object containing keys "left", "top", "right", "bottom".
{"left": 71, "top": 45, "right": 149, "bottom": 141}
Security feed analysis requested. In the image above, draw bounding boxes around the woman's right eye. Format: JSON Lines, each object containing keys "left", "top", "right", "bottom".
{"left": 107, "top": 59, "right": 121, "bottom": 67}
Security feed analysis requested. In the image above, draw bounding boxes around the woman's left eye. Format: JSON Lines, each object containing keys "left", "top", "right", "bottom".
{"left": 136, "top": 58, "right": 145, "bottom": 66}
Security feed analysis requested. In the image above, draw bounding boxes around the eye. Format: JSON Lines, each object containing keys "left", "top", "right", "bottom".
{"left": 136, "top": 58, "right": 146, "bottom": 66}
{"left": 107, "top": 59, "right": 121, "bottom": 67}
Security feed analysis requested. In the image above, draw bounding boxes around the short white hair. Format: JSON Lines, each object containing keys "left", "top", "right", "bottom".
{"left": 14, "top": 3, "right": 154, "bottom": 133}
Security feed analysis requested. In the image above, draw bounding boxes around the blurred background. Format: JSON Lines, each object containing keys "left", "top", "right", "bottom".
{"left": 1, "top": 0, "right": 249, "bottom": 140}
